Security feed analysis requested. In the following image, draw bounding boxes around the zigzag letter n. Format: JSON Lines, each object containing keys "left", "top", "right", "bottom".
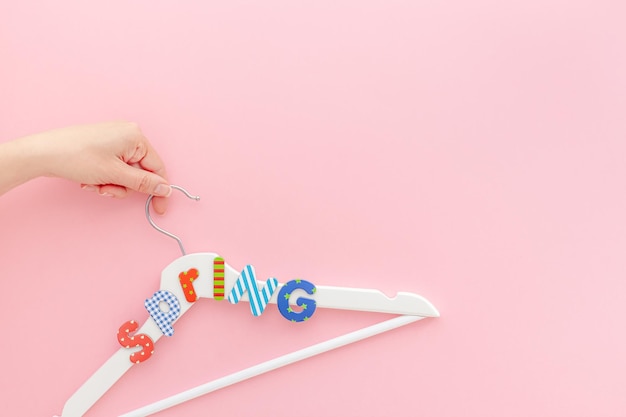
{"left": 227, "top": 264, "right": 278, "bottom": 316}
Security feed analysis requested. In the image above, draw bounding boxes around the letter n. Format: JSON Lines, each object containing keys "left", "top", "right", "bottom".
{"left": 227, "top": 265, "right": 278, "bottom": 316}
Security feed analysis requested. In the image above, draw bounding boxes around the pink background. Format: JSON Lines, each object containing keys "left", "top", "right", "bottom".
{"left": 1, "top": 1, "right": 625, "bottom": 416}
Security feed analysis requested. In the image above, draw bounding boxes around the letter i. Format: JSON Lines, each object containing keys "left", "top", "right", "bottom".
{"left": 213, "top": 257, "right": 225, "bottom": 300}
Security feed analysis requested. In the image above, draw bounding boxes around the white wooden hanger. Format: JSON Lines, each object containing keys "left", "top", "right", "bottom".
{"left": 56, "top": 186, "right": 439, "bottom": 417}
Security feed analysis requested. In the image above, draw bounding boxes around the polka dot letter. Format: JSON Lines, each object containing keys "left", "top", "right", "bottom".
{"left": 117, "top": 320, "right": 155, "bottom": 364}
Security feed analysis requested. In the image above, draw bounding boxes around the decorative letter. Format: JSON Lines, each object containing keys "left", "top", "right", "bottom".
{"left": 227, "top": 264, "right": 278, "bottom": 316}
{"left": 277, "top": 279, "right": 317, "bottom": 322}
{"left": 178, "top": 268, "right": 199, "bottom": 303}
{"left": 117, "top": 320, "right": 154, "bottom": 364}
{"left": 144, "top": 290, "right": 181, "bottom": 336}
{"left": 213, "top": 257, "right": 225, "bottom": 300}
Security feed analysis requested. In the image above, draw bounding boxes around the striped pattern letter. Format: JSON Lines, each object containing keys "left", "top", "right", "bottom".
{"left": 227, "top": 265, "right": 278, "bottom": 316}
{"left": 213, "top": 257, "right": 225, "bottom": 300}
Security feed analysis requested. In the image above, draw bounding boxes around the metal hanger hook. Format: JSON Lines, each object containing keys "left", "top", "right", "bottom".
{"left": 145, "top": 185, "right": 200, "bottom": 256}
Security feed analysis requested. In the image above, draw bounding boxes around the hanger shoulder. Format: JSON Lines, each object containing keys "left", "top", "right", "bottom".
{"left": 59, "top": 349, "right": 134, "bottom": 417}
{"left": 60, "top": 318, "right": 164, "bottom": 417}
{"left": 306, "top": 286, "right": 439, "bottom": 316}
{"left": 157, "top": 253, "right": 439, "bottom": 317}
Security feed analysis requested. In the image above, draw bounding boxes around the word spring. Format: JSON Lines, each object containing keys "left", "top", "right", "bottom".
{"left": 116, "top": 257, "right": 317, "bottom": 363}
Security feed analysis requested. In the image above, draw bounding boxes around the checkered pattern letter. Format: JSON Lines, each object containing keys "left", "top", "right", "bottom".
{"left": 227, "top": 264, "right": 278, "bottom": 316}
{"left": 144, "top": 290, "right": 181, "bottom": 337}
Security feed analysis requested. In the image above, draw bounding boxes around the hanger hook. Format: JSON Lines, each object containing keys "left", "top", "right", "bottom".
{"left": 145, "top": 185, "right": 200, "bottom": 256}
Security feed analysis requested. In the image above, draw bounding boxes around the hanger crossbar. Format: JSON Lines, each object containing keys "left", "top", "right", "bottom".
{"left": 119, "top": 315, "right": 423, "bottom": 417}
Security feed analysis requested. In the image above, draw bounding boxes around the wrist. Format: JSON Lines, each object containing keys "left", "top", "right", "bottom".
{"left": 0, "top": 138, "right": 40, "bottom": 194}
{"left": 20, "top": 131, "right": 64, "bottom": 178}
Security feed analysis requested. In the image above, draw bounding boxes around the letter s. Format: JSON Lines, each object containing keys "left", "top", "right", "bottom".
{"left": 117, "top": 320, "right": 154, "bottom": 364}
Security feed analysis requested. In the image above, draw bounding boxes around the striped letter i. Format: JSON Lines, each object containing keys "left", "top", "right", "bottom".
{"left": 213, "top": 257, "right": 225, "bottom": 300}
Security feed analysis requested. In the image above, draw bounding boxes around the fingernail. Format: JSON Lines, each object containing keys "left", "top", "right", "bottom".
{"left": 81, "top": 185, "right": 98, "bottom": 192}
{"left": 154, "top": 184, "right": 172, "bottom": 197}
{"left": 99, "top": 192, "right": 114, "bottom": 197}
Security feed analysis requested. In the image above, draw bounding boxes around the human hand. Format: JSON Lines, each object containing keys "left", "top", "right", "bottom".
{"left": 2, "top": 122, "right": 171, "bottom": 214}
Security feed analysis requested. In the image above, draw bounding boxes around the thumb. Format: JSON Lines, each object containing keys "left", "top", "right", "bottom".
{"left": 112, "top": 162, "right": 171, "bottom": 197}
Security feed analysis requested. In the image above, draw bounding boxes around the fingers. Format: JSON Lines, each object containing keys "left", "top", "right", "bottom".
{"left": 125, "top": 134, "right": 170, "bottom": 214}
{"left": 81, "top": 183, "right": 129, "bottom": 198}
{"left": 106, "top": 160, "right": 172, "bottom": 214}
{"left": 77, "top": 123, "right": 172, "bottom": 215}
{"left": 150, "top": 196, "right": 168, "bottom": 215}
{"left": 111, "top": 161, "right": 171, "bottom": 195}
{"left": 81, "top": 182, "right": 169, "bottom": 215}
{"left": 127, "top": 137, "right": 168, "bottom": 183}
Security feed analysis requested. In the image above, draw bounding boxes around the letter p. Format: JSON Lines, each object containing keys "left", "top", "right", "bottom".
{"left": 144, "top": 290, "right": 181, "bottom": 337}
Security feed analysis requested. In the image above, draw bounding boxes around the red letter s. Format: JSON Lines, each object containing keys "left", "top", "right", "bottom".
{"left": 117, "top": 320, "right": 154, "bottom": 364}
